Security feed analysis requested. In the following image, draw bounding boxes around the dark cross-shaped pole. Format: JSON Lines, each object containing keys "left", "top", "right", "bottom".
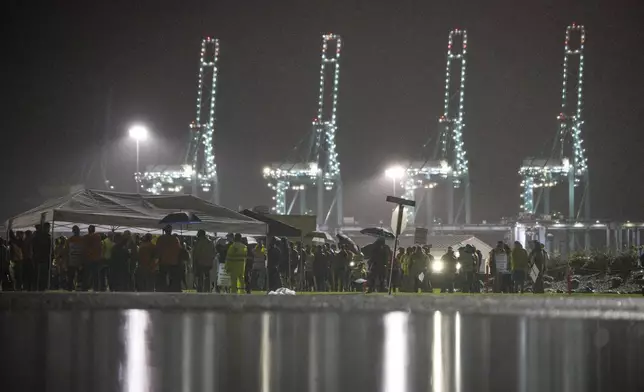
{"left": 386, "top": 196, "right": 415, "bottom": 295}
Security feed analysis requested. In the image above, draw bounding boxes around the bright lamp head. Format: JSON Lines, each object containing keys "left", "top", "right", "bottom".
{"left": 385, "top": 165, "right": 405, "bottom": 180}
{"left": 128, "top": 124, "right": 148, "bottom": 141}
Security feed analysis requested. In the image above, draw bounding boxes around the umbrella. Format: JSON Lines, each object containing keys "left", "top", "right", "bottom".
{"left": 336, "top": 233, "right": 361, "bottom": 254}
{"left": 159, "top": 212, "right": 201, "bottom": 225}
{"left": 360, "top": 227, "right": 395, "bottom": 239}
{"left": 305, "top": 231, "right": 335, "bottom": 243}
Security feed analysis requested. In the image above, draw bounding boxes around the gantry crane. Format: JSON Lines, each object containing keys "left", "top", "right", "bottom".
{"left": 140, "top": 37, "right": 221, "bottom": 204}
{"left": 519, "top": 24, "right": 589, "bottom": 221}
{"left": 263, "top": 34, "right": 343, "bottom": 229}
{"left": 519, "top": 24, "right": 590, "bottom": 249}
{"left": 403, "top": 29, "right": 471, "bottom": 227}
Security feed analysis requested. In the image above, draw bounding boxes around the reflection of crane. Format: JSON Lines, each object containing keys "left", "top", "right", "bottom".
{"left": 263, "top": 34, "right": 343, "bottom": 229}
{"left": 519, "top": 24, "right": 589, "bottom": 225}
{"left": 140, "top": 37, "right": 221, "bottom": 204}
{"left": 403, "top": 29, "right": 471, "bottom": 227}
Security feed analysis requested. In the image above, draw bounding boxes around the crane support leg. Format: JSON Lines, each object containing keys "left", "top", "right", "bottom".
{"left": 544, "top": 187, "right": 550, "bottom": 215}
{"left": 336, "top": 181, "right": 343, "bottom": 228}
{"left": 584, "top": 173, "right": 591, "bottom": 221}
{"left": 464, "top": 176, "right": 471, "bottom": 224}
{"left": 425, "top": 189, "right": 433, "bottom": 230}
{"left": 317, "top": 176, "right": 324, "bottom": 228}
{"left": 300, "top": 189, "right": 307, "bottom": 215}
{"left": 447, "top": 184, "right": 455, "bottom": 225}
{"left": 568, "top": 170, "right": 575, "bottom": 222}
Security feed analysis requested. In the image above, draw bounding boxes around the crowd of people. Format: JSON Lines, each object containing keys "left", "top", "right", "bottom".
{"left": 0, "top": 221, "right": 550, "bottom": 294}
{"left": 0, "top": 223, "right": 363, "bottom": 293}
{"left": 369, "top": 238, "right": 550, "bottom": 294}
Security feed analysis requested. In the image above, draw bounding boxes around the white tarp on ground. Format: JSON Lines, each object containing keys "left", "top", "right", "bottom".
{"left": 5, "top": 189, "right": 267, "bottom": 235}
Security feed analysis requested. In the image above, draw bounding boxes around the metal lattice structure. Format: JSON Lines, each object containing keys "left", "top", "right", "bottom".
{"left": 403, "top": 29, "right": 471, "bottom": 226}
{"left": 519, "top": 24, "right": 589, "bottom": 222}
{"left": 263, "top": 34, "right": 343, "bottom": 228}
{"left": 140, "top": 37, "right": 221, "bottom": 204}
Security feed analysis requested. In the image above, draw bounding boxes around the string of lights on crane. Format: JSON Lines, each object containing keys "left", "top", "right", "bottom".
{"left": 443, "top": 29, "right": 469, "bottom": 179}
{"left": 193, "top": 37, "right": 220, "bottom": 191}
{"left": 561, "top": 24, "right": 587, "bottom": 177}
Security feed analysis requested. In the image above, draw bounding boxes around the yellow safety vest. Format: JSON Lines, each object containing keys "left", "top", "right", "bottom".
{"left": 226, "top": 242, "right": 247, "bottom": 263}
{"left": 102, "top": 238, "right": 113, "bottom": 260}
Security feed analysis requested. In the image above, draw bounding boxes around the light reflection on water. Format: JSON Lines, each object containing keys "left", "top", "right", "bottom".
{"left": 122, "top": 309, "right": 150, "bottom": 392}
{"left": 260, "top": 312, "right": 271, "bottom": 392}
{"left": 2, "top": 308, "right": 644, "bottom": 392}
{"left": 432, "top": 310, "right": 444, "bottom": 392}
{"left": 383, "top": 311, "right": 408, "bottom": 392}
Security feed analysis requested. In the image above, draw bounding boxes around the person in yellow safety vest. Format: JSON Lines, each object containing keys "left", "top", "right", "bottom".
{"left": 399, "top": 247, "right": 412, "bottom": 292}
{"left": 225, "top": 233, "right": 247, "bottom": 294}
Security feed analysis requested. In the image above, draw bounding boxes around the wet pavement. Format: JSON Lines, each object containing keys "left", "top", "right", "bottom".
{"left": 1, "top": 293, "right": 644, "bottom": 392}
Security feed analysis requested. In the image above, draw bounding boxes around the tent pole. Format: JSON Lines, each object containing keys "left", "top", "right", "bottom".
{"left": 288, "top": 239, "right": 292, "bottom": 290}
{"left": 265, "top": 226, "right": 269, "bottom": 294}
{"left": 299, "top": 235, "right": 304, "bottom": 291}
{"left": 48, "top": 218, "right": 56, "bottom": 291}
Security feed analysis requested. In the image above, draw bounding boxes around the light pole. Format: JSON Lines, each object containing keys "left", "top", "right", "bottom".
{"left": 385, "top": 165, "right": 405, "bottom": 196}
{"left": 128, "top": 124, "right": 148, "bottom": 194}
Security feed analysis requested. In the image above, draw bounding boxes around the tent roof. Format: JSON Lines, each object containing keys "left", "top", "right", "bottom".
{"left": 424, "top": 235, "right": 493, "bottom": 260}
{"left": 6, "top": 189, "right": 267, "bottom": 234}
{"left": 240, "top": 209, "right": 301, "bottom": 237}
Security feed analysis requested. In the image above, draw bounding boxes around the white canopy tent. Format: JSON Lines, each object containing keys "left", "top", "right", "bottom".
{"left": 5, "top": 189, "right": 267, "bottom": 235}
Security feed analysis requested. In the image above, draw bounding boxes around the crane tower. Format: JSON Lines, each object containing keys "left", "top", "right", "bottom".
{"left": 403, "top": 29, "right": 471, "bottom": 226}
{"left": 140, "top": 37, "right": 221, "bottom": 204}
{"left": 263, "top": 34, "right": 343, "bottom": 228}
{"left": 519, "top": 24, "right": 589, "bottom": 224}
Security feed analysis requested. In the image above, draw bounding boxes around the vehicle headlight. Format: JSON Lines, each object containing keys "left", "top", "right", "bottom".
{"left": 349, "top": 261, "right": 355, "bottom": 267}
{"left": 431, "top": 261, "right": 445, "bottom": 273}
{"left": 456, "top": 262, "right": 462, "bottom": 270}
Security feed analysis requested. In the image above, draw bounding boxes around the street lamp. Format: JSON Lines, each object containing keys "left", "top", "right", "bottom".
{"left": 385, "top": 165, "right": 405, "bottom": 196}
{"left": 128, "top": 124, "right": 148, "bottom": 193}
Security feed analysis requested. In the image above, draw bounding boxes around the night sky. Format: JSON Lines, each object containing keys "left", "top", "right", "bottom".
{"left": 3, "top": 0, "right": 644, "bottom": 224}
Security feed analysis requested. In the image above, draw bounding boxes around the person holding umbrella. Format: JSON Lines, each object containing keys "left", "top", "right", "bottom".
{"left": 156, "top": 225, "right": 182, "bottom": 292}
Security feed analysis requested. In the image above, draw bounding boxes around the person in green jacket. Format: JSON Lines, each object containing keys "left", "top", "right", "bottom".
{"left": 511, "top": 241, "right": 530, "bottom": 293}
